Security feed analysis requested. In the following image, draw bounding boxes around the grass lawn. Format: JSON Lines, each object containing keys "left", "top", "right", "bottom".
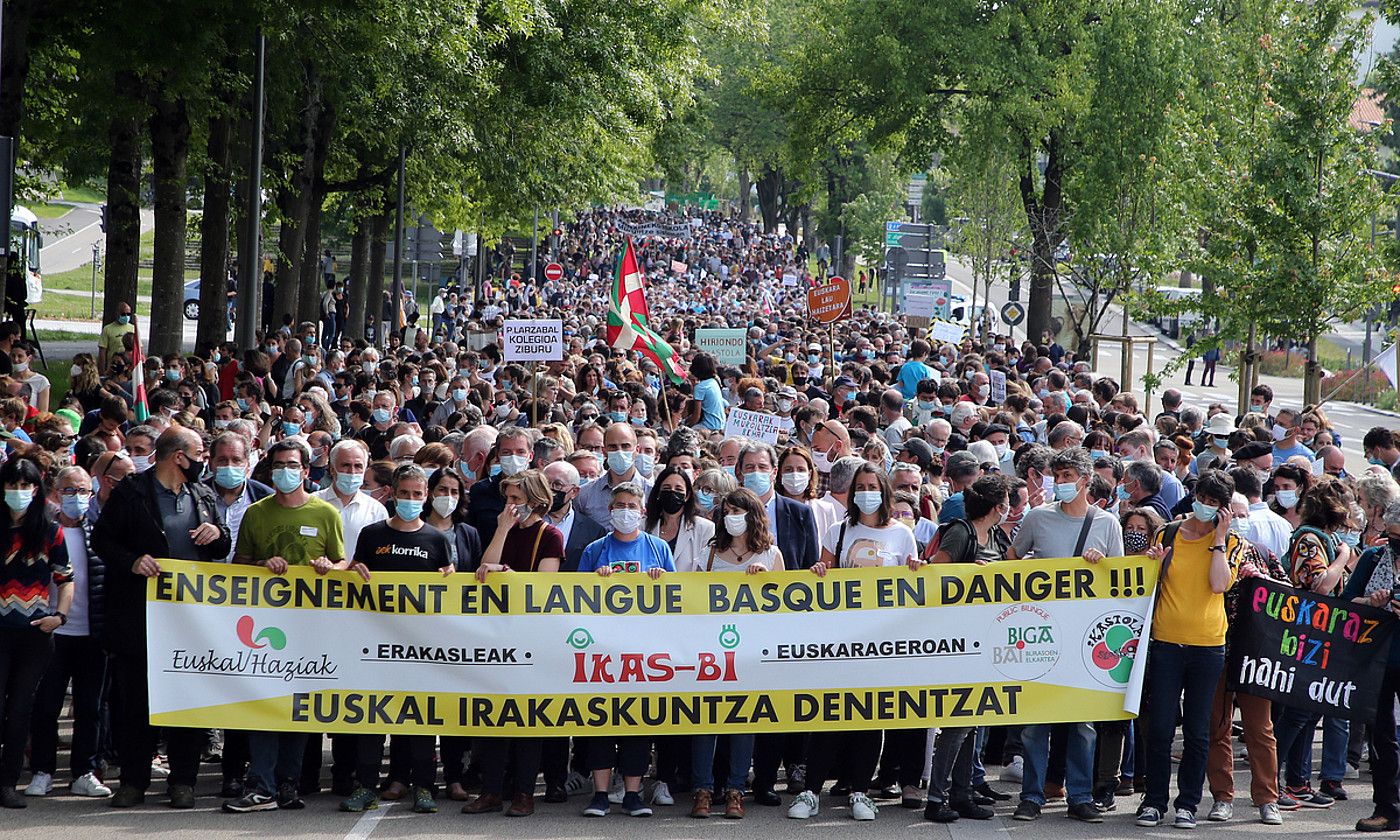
{"left": 58, "top": 183, "right": 105, "bottom": 204}
{"left": 31, "top": 203, "right": 73, "bottom": 220}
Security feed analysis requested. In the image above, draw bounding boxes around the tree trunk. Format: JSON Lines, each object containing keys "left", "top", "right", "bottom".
{"left": 736, "top": 161, "right": 751, "bottom": 222}
{"left": 1020, "top": 132, "right": 1065, "bottom": 345}
{"left": 0, "top": 0, "right": 35, "bottom": 140}
{"left": 271, "top": 66, "right": 322, "bottom": 330}
{"left": 756, "top": 166, "right": 782, "bottom": 233}
{"left": 197, "top": 109, "right": 234, "bottom": 350}
{"left": 148, "top": 88, "right": 191, "bottom": 357}
{"left": 345, "top": 214, "right": 370, "bottom": 341}
{"left": 102, "top": 72, "right": 144, "bottom": 326}
{"left": 367, "top": 208, "right": 390, "bottom": 345}
{"left": 296, "top": 105, "right": 335, "bottom": 326}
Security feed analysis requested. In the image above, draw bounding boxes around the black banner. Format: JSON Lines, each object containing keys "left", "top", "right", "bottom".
{"left": 1226, "top": 578, "right": 1396, "bottom": 721}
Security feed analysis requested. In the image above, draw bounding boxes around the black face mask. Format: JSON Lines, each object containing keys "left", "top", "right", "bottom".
{"left": 551, "top": 489, "right": 569, "bottom": 513}
{"left": 179, "top": 453, "right": 204, "bottom": 484}
{"left": 657, "top": 489, "right": 687, "bottom": 515}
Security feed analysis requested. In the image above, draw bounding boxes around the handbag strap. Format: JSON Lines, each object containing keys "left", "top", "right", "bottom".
{"left": 527, "top": 521, "right": 546, "bottom": 572}
{"left": 1072, "top": 506, "right": 1097, "bottom": 557}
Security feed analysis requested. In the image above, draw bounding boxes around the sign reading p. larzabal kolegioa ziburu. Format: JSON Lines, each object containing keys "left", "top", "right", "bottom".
{"left": 146, "top": 556, "right": 1160, "bottom": 736}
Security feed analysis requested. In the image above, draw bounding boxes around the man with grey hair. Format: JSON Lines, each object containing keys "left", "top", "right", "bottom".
{"left": 543, "top": 459, "right": 607, "bottom": 573}
{"left": 205, "top": 431, "right": 273, "bottom": 563}
{"left": 939, "top": 451, "right": 984, "bottom": 523}
{"left": 227, "top": 437, "right": 344, "bottom": 813}
{"left": 1014, "top": 444, "right": 1056, "bottom": 508}
{"left": 1119, "top": 460, "right": 1169, "bottom": 521}
{"left": 737, "top": 440, "right": 820, "bottom": 569}
{"left": 316, "top": 439, "right": 388, "bottom": 562}
{"left": 879, "top": 388, "right": 912, "bottom": 452}
{"left": 388, "top": 433, "right": 425, "bottom": 464}
{"left": 1047, "top": 420, "right": 1085, "bottom": 452}
{"left": 812, "top": 455, "right": 864, "bottom": 538}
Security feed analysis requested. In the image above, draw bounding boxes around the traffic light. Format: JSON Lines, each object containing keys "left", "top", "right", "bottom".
{"left": 1010, "top": 275, "right": 1021, "bottom": 302}
{"left": 1391, "top": 280, "right": 1400, "bottom": 296}
{"left": 552, "top": 227, "right": 563, "bottom": 238}
{"left": 99, "top": 203, "right": 107, "bottom": 233}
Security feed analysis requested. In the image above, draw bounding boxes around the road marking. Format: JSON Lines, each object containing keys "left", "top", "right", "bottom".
{"left": 41, "top": 220, "right": 99, "bottom": 252}
{"left": 948, "top": 812, "right": 1012, "bottom": 840}
{"left": 344, "top": 801, "right": 395, "bottom": 840}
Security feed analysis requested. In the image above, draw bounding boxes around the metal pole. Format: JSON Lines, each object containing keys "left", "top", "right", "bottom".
{"left": 530, "top": 206, "right": 539, "bottom": 283}
{"left": 90, "top": 243, "right": 99, "bottom": 318}
{"left": 236, "top": 29, "right": 265, "bottom": 349}
{"left": 391, "top": 145, "right": 404, "bottom": 348}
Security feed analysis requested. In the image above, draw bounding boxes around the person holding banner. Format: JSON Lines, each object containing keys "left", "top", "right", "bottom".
{"left": 689, "top": 488, "right": 780, "bottom": 820}
{"left": 576, "top": 481, "right": 674, "bottom": 818}
{"left": 93, "top": 427, "right": 230, "bottom": 810}
{"left": 338, "top": 464, "right": 454, "bottom": 816}
{"left": 645, "top": 465, "right": 713, "bottom": 573}
{"left": 737, "top": 441, "right": 820, "bottom": 570}
{"left": 0, "top": 457, "right": 72, "bottom": 810}
{"left": 225, "top": 438, "right": 345, "bottom": 814}
{"left": 1342, "top": 500, "right": 1400, "bottom": 832}
{"left": 1137, "top": 470, "right": 1242, "bottom": 829}
{"left": 790, "top": 463, "right": 918, "bottom": 822}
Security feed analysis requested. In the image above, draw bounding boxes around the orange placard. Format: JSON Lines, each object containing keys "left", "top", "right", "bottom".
{"left": 808, "top": 276, "right": 852, "bottom": 324}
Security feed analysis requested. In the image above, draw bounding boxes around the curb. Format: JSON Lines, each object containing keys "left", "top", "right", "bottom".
{"left": 1358, "top": 403, "right": 1400, "bottom": 422}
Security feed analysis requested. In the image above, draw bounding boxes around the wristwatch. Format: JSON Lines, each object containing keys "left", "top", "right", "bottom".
{"left": 55, "top": 612, "right": 67, "bottom": 625}
{"left": 1210, "top": 545, "right": 1226, "bottom": 552}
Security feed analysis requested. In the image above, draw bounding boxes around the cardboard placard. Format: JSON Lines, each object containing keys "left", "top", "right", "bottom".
{"left": 694, "top": 328, "right": 748, "bottom": 365}
{"left": 502, "top": 319, "right": 564, "bottom": 362}
{"left": 723, "top": 407, "right": 783, "bottom": 444}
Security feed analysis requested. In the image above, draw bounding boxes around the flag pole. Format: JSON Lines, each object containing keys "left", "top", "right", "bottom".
{"left": 1321, "top": 342, "right": 1393, "bottom": 405}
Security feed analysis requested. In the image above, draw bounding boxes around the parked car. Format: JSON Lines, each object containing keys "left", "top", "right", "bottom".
{"left": 183, "top": 279, "right": 201, "bottom": 320}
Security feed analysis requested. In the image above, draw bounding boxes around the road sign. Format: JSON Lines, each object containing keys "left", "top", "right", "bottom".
{"left": 1001, "top": 301, "right": 1026, "bottom": 326}
{"left": 808, "top": 276, "right": 851, "bottom": 324}
{"left": 543, "top": 262, "right": 564, "bottom": 282}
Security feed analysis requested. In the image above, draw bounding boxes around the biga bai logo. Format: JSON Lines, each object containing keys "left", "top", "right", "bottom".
{"left": 236, "top": 614, "right": 287, "bottom": 651}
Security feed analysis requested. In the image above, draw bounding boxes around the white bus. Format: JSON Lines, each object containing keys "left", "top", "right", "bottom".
{"left": 11, "top": 205, "right": 43, "bottom": 304}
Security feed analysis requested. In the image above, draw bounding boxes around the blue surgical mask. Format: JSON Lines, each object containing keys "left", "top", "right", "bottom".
{"left": 335, "top": 472, "right": 364, "bottom": 495}
{"left": 1191, "top": 501, "right": 1218, "bottom": 523}
{"left": 607, "top": 411, "right": 627, "bottom": 423}
{"left": 743, "top": 471, "right": 773, "bottom": 496}
{"left": 1054, "top": 482, "right": 1079, "bottom": 503}
{"left": 1274, "top": 489, "right": 1298, "bottom": 509}
{"left": 395, "top": 499, "right": 425, "bottom": 520}
{"left": 452, "top": 388, "right": 469, "bottom": 403}
{"left": 4, "top": 488, "right": 32, "bottom": 512}
{"left": 853, "top": 490, "right": 883, "bottom": 515}
{"left": 117, "top": 314, "right": 131, "bottom": 325}
{"left": 282, "top": 421, "right": 301, "bottom": 437}
{"left": 60, "top": 493, "right": 90, "bottom": 519}
{"left": 696, "top": 489, "right": 715, "bottom": 511}
{"left": 214, "top": 465, "right": 246, "bottom": 489}
{"left": 1213, "top": 437, "right": 1230, "bottom": 449}
{"left": 606, "top": 450, "right": 635, "bottom": 474}
{"left": 1248, "top": 405, "right": 1264, "bottom": 414}
{"left": 1089, "top": 449, "right": 1108, "bottom": 461}
{"left": 272, "top": 467, "right": 303, "bottom": 494}
{"left": 372, "top": 408, "right": 392, "bottom": 425}
{"left": 722, "top": 464, "right": 736, "bottom": 478}
{"left": 1115, "top": 484, "right": 1131, "bottom": 502}
{"left": 635, "top": 452, "right": 655, "bottom": 476}
{"left": 236, "top": 398, "right": 249, "bottom": 412}
{"left": 489, "top": 463, "right": 503, "bottom": 478}
{"left": 1339, "top": 531, "right": 1361, "bottom": 548}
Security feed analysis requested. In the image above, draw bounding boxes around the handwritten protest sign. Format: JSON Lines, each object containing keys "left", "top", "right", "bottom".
{"left": 990, "top": 369, "right": 1007, "bottom": 404}
{"left": 724, "top": 407, "right": 784, "bottom": 444}
{"left": 1226, "top": 578, "right": 1395, "bottom": 721}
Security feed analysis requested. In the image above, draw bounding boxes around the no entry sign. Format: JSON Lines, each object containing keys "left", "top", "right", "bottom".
{"left": 543, "top": 262, "right": 564, "bottom": 282}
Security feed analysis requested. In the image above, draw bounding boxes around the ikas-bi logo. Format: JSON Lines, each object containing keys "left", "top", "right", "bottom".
{"left": 566, "top": 625, "right": 741, "bottom": 683}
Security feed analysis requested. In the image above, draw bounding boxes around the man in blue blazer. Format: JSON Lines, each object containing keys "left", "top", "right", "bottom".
{"left": 543, "top": 460, "right": 609, "bottom": 573}
{"left": 735, "top": 440, "right": 820, "bottom": 570}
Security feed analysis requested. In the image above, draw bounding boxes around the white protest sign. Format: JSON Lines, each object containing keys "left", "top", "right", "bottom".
{"left": 929, "top": 320, "right": 966, "bottom": 345}
{"left": 783, "top": 271, "right": 799, "bottom": 287}
{"left": 695, "top": 328, "right": 748, "bottom": 365}
{"left": 502, "top": 319, "right": 564, "bottom": 362}
{"left": 990, "top": 369, "right": 1007, "bottom": 404}
{"left": 907, "top": 292, "right": 936, "bottom": 319}
{"left": 724, "top": 408, "right": 783, "bottom": 444}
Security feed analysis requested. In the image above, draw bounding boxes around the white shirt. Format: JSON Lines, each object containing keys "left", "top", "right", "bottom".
{"left": 57, "top": 525, "right": 90, "bottom": 636}
{"left": 810, "top": 494, "right": 844, "bottom": 544}
{"left": 763, "top": 493, "right": 778, "bottom": 542}
{"left": 315, "top": 486, "right": 389, "bottom": 560}
{"left": 1245, "top": 500, "right": 1293, "bottom": 562}
{"left": 214, "top": 484, "right": 257, "bottom": 563}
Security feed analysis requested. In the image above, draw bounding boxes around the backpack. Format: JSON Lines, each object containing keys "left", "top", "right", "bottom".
{"left": 922, "top": 518, "right": 1008, "bottom": 564}
{"left": 1284, "top": 525, "right": 1336, "bottom": 584}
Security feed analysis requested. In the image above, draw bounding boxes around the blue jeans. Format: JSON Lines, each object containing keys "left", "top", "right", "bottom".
{"left": 971, "top": 727, "right": 987, "bottom": 787}
{"left": 1021, "top": 722, "right": 1096, "bottom": 806}
{"left": 1144, "top": 641, "right": 1224, "bottom": 814}
{"left": 1276, "top": 708, "right": 1350, "bottom": 786}
{"left": 691, "top": 734, "right": 754, "bottom": 793}
{"left": 247, "top": 732, "right": 308, "bottom": 796}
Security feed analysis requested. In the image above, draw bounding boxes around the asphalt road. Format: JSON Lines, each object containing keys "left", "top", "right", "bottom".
{"left": 1, "top": 750, "right": 1376, "bottom": 839}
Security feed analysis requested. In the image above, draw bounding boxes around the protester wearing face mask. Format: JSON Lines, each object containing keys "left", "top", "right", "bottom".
{"left": 793, "top": 464, "right": 917, "bottom": 823}
{"left": 1203, "top": 493, "right": 1288, "bottom": 827}
{"left": 1272, "top": 481, "right": 1358, "bottom": 811}
{"left": 809, "top": 420, "right": 853, "bottom": 497}
{"left": 575, "top": 482, "right": 674, "bottom": 818}
{"left": 339, "top": 464, "right": 453, "bottom": 818}
{"left": 691, "top": 468, "right": 736, "bottom": 520}
{"left": 124, "top": 426, "right": 158, "bottom": 474}
{"left": 24, "top": 466, "right": 108, "bottom": 802}
{"left": 467, "top": 428, "right": 533, "bottom": 545}
{"left": 314, "top": 440, "right": 389, "bottom": 563}
{"left": 573, "top": 422, "right": 652, "bottom": 531}
{"left": 1137, "top": 471, "right": 1242, "bottom": 829}
{"left": 689, "top": 488, "right": 779, "bottom": 820}
{"left": 644, "top": 465, "right": 713, "bottom": 573}
{"left": 911, "top": 475, "right": 1012, "bottom": 823}
{"left": 736, "top": 441, "right": 820, "bottom": 570}
{"left": 1268, "top": 463, "right": 1311, "bottom": 530}
{"left": 205, "top": 432, "right": 273, "bottom": 565}
{"left": 93, "top": 427, "right": 231, "bottom": 810}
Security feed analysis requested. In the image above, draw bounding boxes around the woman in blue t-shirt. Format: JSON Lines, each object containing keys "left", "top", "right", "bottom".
{"left": 689, "top": 353, "right": 726, "bottom": 432}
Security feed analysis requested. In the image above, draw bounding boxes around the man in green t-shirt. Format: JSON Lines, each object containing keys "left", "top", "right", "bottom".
{"left": 225, "top": 438, "right": 344, "bottom": 814}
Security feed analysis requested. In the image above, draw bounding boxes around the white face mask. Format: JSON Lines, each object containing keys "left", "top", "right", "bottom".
{"left": 130, "top": 453, "right": 153, "bottom": 473}
{"left": 781, "top": 471, "right": 811, "bottom": 495}
{"left": 431, "top": 495, "right": 457, "bottom": 518}
{"left": 812, "top": 452, "right": 833, "bottom": 474}
{"left": 723, "top": 513, "right": 749, "bottom": 537}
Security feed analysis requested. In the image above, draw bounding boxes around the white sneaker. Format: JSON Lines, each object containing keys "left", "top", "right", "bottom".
{"left": 787, "top": 790, "right": 819, "bottom": 819}
{"left": 71, "top": 773, "right": 112, "bottom": 797}
{"left": 1207, "top": 800, "right": 1232, "bottom": 822}
{"left": 607, "top": 772, "right": 625, "bottom": 804}
{"left": 1259, "top": 803, "right": 1283, "bottom": 825}
{"left": 1000, "top": 755, "right": 1024, "bottom": 783}
{"left": 850, "top": 792, "right": 878, "bottom": 821}
{"left": 649, "top": 780, "right": 674, "bottom": 805}
{"left": 564, "top": 770, "right": 590, "bottom": 796}
{"left": 24, "top": 772, "right": 52, "bottom": 796}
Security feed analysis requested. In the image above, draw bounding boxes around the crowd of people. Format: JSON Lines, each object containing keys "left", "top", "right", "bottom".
{"left": 1, "top": 207, "right": 1399, "bottom": 833}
